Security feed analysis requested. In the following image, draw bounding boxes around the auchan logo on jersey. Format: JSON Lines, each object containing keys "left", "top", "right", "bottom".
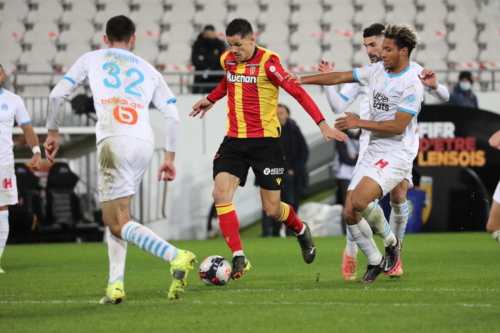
{"left": 102, "top": 98, "right": 144, "bottom": 125}
{"left": 417, "top": 122, "right": 485, "bottom": 167}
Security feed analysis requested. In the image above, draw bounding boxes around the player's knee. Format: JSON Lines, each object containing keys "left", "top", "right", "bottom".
{"left": 212, "top": 188, "right": 231, "bottom": 205}
{"left": 351, "top": 194, "right": 369, "bottom": 213}
{"left": 390, "top": 188, "right": 406, "bottom": 204}
{"left": 263, "top": 203, "right": 281, "bottom": 220}
{"left": 107, "top": 224, "right": 123, "bottom": 238}
{"left": 343, "top": 208, "right": 357, "bottom": 226}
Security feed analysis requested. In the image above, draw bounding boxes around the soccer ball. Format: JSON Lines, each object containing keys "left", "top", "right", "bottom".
{"left": 199, "top": 255, "right": 231, "bottom": 286}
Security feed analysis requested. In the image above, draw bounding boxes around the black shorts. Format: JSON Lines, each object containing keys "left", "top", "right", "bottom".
{"left": 213, "top": 136, "right": 284, "bottom": 190}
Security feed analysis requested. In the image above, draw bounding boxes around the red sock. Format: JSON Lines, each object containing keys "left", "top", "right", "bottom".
{"left": 216, "top": 202, "right": 242, "bottom": 253}
{"left": 277, "top": 202, "right": 304, "bottom": 234}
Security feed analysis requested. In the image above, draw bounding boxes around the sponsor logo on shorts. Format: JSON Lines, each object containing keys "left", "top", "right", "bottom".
{"left": 276, "top": 178, "right": 282, "bottom": 185}
{"left": 374, "top": 159, "right": 389, "bottom": 169}
{"left": 263, "top": 167, "right": 284, "bottom": 176}
{"left": 2, "top": 178, "right": 12, "bottom": 189}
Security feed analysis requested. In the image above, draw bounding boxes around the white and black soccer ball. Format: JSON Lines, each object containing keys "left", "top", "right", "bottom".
{"left": 199, "top": 255, "right": 231, "bottom": 286}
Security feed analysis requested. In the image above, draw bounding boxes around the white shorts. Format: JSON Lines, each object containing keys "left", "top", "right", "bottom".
{"left": 0, "top": 164, "right": 18, "bottom": 206}
{"left": 493, "top": 181, "right": 500, "bottom": 204}
{"left": 97, "top": 136, "right": 154, "bottom": 202}
{"left": 347, "top": 151, "right": 412, "bottom": 197}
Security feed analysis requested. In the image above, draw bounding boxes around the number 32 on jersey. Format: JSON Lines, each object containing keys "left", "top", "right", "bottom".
{"left": 102, "top": 62, "right": 144, "bottom": 125}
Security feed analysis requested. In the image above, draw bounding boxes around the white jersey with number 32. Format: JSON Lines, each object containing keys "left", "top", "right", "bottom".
{"left": 48, "top": 47, "right": 177, "bottom": 145}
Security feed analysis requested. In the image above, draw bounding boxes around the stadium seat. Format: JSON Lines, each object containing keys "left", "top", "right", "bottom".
{"left": 415, "top": 49, "right": 445, "bottom": 64}
{"left": 94, "top": 3, "right": 131, "bottom": 27}
{"left": 353, "top": 4, "right": 385, "bottom": 28}
{"left": 130, "top": 2, "right": 164, "bottom": 24}
{"left": 352, "top": 50, "right": 370, "bottom": 67}
{"left": 322, "top": 26, "right": 354, "bottom": 47}
{"left": 258, "top": 3, "right": 291, "bottom": 25}
{"left": 385, "top": 4, "right": 417, "bottom": 24}
{"left": 418, "top": 30, "right": 447, "bottom": 45}
{"left": 53, "top": 50, "right": 82, "bottom": 72}
{"left": 478, "top": 28, "right": 500, "bottom": 45}
{"left": 0, "top": 20, "right": 26, "bottom": 41}
{"left": 290, "top": 23, "right": 322, "bottom": 46}
{"left": 322, "top": 7, "right": 355, "bottom": 27}
{"left": 448, "top": 21, "right": 478, "bottom": 44}
{"left": 0, "top": 1, "right": 29, "bottom": 22}
{"left": 20, "top": 86, "right": 51, "bottom": 97}
{"left": 419, "top": 41, "right": 449, "bottom": 59}
{"left": 385, "top": 0, "right": 413, "bottom": 6}
{"left": 58, "top": 29, "right": 92, "bottom": 46}
{"left": 450, "top": 2, "right": 479, "bottom": 19}
{"left": 290, "top": 3, "right": 323, "bottom": 24}
{"left": 193, "top": 5, "right": 228, "bottom": 27}
{"left": 288, "top": 43, "right": 321, "bottom": 67}
{"left": 31, "top": 0, "right": 64, "bottom": 22}
{"left": 65, "top": 43, "right": 92, "bottom": 55}
{"left": 447, "top": 44, "right": 479, "bottom": 63}
{"left": 354, "top": 0, "right": 383, "bottom": 6}
{"left": 135, "top": 22, "right": 162, "bottom": 44}
{"left": 258, "top": 24, "right": 289, "bottom": 45}
{"left": 290, "top": 0, "right": 322, "bottom": 5}
{"left": 195, "top": 0, "right": 227, "bottom": 7}
{"left": 0, "top": 43, "right": 22, "bottom": 72}
{"left": 132, "top": 43, "right": 160, "bottom": 65}
{"left": 418, "top": 22, "right": 448, "bottom": 37}
{"left": 160, "top": 3, "right": 196, "bottom": 26}
{"left": 60, "top": 2, "right": 97, "bottom": 23}
{"left": 321, "top": 42, "right": 353, "bottom": 63}
{"left": 265, "top": 43, "right": 290, "bottom": 64}
{"left": 91, "top": 30, "right": 106, "bottom": 49}
{"left": 476, "top": 11, "right": 500, "bottom": 27}
{"left": 415, "top": 3, "right": 448, "bottom": 25}
{"left": 159, "top": 23, "right": 195, "bottom": 45}
{"left": 230, "top": 3, "right": 261, "bottom": 24}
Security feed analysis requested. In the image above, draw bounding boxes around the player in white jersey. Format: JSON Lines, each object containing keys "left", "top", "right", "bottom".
{"left": 318, "top": 23, "right": 450, "bottom": 280}
{"left": 487, "top": 130, "right": 500, "bottom": 243}
{"left": 44, "top": 16, "right": 196, "bottom": 303}
{"left": 0, "top": 64, "right": 42, "bottom": 273}
{"left": 287, "top": 23, "right": 424, "bottom": 282}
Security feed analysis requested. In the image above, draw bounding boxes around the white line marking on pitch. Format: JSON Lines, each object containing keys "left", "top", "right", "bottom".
{"left": 0, "top": 300, "right": 493, "bottom": 308}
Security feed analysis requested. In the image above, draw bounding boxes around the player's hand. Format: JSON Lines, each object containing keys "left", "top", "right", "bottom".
{"left": 318, "top": 60, "right": 335, "bottom": 73}
{"left": 419, "top": 69, "right": 438, "bottom": 90}
{"left": 158, "top": 152, "right": 177, "bottom": 181}
{"left": 31, "top": 152, "right": 41, "bottom": 170}
{"left": 323, "top": 127, "right": 348, "bottom": 142}
{"left": 44, "top": 130, "right": 60, "bottom": 163}
{"left": 335, "top": 112, "right": 361, "bottom": 130}
{"left": 284, "top": 72, "right": 302, "bottom": 84}
{"left": 489, "top": 130, "right": 500, "bottom": 150}
{"left": 190, "top": 98, "right": 214, "bottom": 119}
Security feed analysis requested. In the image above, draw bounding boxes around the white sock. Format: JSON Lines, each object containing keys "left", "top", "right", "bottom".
{"left": 107, "top": 233, "right": 127, "bottom": 285}
{"left": 345, "top": 227, "right": 358, "bottom": 258}
{"left": 359, "top": 202, "right": 397, "bottom": 247}
{"left": 390, "top": 201, "right": 409, "bottom": 242}
{"left": 348, "top": 220, "right": 382, "bottom": 266}
{"left": 233, "top": 250, "right": 244, "bottom": 257}
{"left": 492, "top": 230, "right": 500, "bottom": 243}
{"left": 296, "top": 224, "right": 306, "bottom": 236}
{"left": 121, "top": 221, "right": 179, "bottom": 262}
{"left": 0, "top": 211, "right": 9, "bottom": 261}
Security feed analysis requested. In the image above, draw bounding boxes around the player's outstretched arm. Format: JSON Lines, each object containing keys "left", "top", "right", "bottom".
{"left": 190, "top": 98, "right": 214, "bottom": 119}
{"left": 20, "top": 123, "right": 41, "bottom": 169}
{"left": 318, "top": 60, "right": 359, "bottom": 114}
{"left": 265, "top": 57, "right": 347, "bottom": 141}
{"left": 489, "top": 130, "right": 500, "bottom": 150}
{"left": 285, "top": 70, "right": 356, "bottom": 86}
{"left": 335, "top": 111, "right": 414, "bottom": 135}
{"left": 419, "top": 69, "right": 450, "bottom": 102}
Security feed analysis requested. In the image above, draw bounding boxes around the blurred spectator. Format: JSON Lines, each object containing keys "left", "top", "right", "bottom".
{"left": 262, "top": 104, "right": 309, "bottom": 237}
{"left": 191, "top": 25, "right": 226, "bottom": 94}
{"left": 334, "top": 129, "right": 360, "bottom": 224}
{"left": 447, "top": 71, "right": 478, "bottom": 108}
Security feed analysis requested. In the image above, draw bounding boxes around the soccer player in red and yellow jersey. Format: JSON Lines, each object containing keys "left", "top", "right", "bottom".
{"left": 191, "top": 18, "right": 347, "bottom": 280}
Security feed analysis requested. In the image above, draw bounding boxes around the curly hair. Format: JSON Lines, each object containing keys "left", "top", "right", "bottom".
{"left": 383, "top": 23, "right": 420, "bottom": 56}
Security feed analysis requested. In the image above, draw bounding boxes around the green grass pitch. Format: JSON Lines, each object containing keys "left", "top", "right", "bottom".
{"left": 0, "top": 232, "right": 498, "bottom": 333}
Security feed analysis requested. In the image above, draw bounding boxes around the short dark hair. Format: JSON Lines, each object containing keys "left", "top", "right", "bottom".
{"left": 363, "top": 23, "right": 385, "bottom": 38}
{"left": 204, "top": 25, "right": 215, "bottom": 32}
{"left": 226, "top": 18, "right": 253, "bottom": 38}
{"left": 106, "top": 15, "right": 135, "bottom": 43}
{"left": 459, "top": 71, "right": 473, "bottom": 84}
{"left": 278, "top": 104, "right": 290, "bottom": 115}
{"left": 383, "top": 23, "right": 419, "bottom": 56}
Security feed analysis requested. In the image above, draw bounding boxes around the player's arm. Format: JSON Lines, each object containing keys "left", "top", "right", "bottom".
{"left": 265, "top": 56, "right": 347, "bottom": 142}
{"left": 287, "top": 70, "right": 357, "bottom": 86}
{"left": 335, "top": 110, "right": 414, "bottom": 135}
{"left": 318, "top": 60, "right": 358, "bottom": 114}
{"left": 45, "top": 55, "right": 88, "bottom": 163}
{"left": 419, "top": 69, "right": 450, "bottom": 102}
{"left": 190, "top": 75, "right": 227, "bottom": 119}
{"left": 15, "top": 99, "right": 41, "bottom": 169}
{"left": 153, "top": 78, "right": 181, "bottom": 181}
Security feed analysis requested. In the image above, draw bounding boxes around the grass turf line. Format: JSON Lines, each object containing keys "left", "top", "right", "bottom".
{"left": 0, "top": 232, "right": 498, "bottom": 333}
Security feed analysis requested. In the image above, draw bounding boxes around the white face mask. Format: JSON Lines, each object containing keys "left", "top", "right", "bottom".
{"left": 460, "top": 82, "right": 471, "bottom": 91}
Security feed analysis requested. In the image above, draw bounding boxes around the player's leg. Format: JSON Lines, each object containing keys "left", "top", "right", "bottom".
{"left": 260, "top": 188, "right": 316, "bottom": 263}
{"left": 351, "top": 176, "right": 400, "bottom": 275}
{"left": 486, "top": 182, "right": 500, "bottom": 243}
{"left": 0, "top": 206, "right": 8, "bottom": 273}
{"left": 388, "top": 179, "right": 410, "bottom": 278}
{"left": 0, "top": 164, "right": 18, "bottom": 273}
{"left": 341, "top": 191, "right": 360, "bottom": 280}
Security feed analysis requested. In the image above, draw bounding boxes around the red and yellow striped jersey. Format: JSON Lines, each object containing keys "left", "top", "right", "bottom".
{"left": 207, "top": 46, "right": 325, "bottom": 138}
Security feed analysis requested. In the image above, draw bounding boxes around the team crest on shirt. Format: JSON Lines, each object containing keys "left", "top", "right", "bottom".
{"left": 389, "top": 87, "right": 396, "bottom": 95}
{"left": 1, "top": 103, "right": 7, "bottom": 110}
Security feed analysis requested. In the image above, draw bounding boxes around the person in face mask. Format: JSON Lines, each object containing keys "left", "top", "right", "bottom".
{"left": 447, "top": 71, "right": 478, "bottom": 108}
{"left": 191, "top": 25, "right": 227, "bottom": 94}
